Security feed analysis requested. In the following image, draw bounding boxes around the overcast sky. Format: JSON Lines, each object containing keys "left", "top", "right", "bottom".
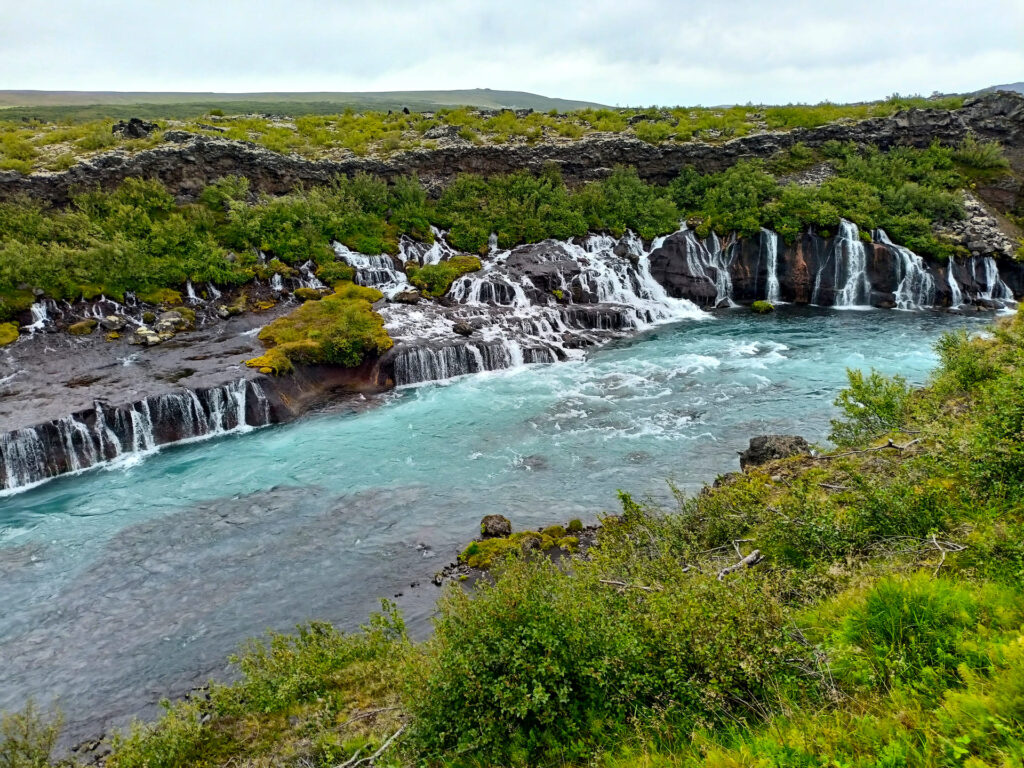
{"left": 2, "top": 0, "right": 1021, "bottom": 105}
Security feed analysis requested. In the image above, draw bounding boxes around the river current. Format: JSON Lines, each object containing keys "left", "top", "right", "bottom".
{"left": 0, "top": 307, "right": 991, "bottom": 743}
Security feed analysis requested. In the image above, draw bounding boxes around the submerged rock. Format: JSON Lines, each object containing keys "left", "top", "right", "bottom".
{"left": 739, "top": 435, "right": 811, "bottom": 470}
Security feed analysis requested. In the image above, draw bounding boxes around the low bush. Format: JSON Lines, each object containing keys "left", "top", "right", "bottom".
{"left": 829, "top": 368, "right": 913, "bottom": 447}
{"left": 408, "top": 255, "right": 481, "bottom": 297}
{"left": 0, "top": 701, "right": 61, "bottom": 768}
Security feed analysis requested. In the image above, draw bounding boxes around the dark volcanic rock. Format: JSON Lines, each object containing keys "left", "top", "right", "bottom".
{"left": 4, "top": 92, "right": 1022, "bottom": 207}
{"left": 480, "top": 514, "right": 512, "bottom": 539}
{"left": 111, "top": 118, "right": 158, "bottom": 139}
{"left": 739, "top": 435, "right": 811, "bottom": 470}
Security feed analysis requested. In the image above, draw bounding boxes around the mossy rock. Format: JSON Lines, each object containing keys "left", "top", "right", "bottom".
{"left": 142, "top": 311, "right": 156, "bottom": 324}
{"left": 557, "top": 535, "right": 579, "bottom": 552}
{"left": 293, "top": 287, "right": 324, "bottom": 302}
{"left": 106, "top": 331, "right": 121, "bottom": 341}
{"left": 69, "top": 319, "right": 98, "bottom": 336}
{"left": 541, "top": 524, "right": 567, "bottom": 540}
{"left": 137, "top": 287, "right": 183, "bottom": 306}
{"left": 567, "top": 518, "right": 584, "bottom": 533}
{"left": 175, "top": 307, "right": 197, "bottom": 328}
{"left": 751, "top": 300, "right": 775, "bottom": 313}
{"left": 0, "top": 322, "right": 19, "bottom": 347}
{"left": 409, "top": 256, "right": 482, "bottom": 298}
{"left": 254, "top": 300, "right": 278, "bottom": 312}
{"left": 0, "top": 289, "right": 34, "bottom": 322}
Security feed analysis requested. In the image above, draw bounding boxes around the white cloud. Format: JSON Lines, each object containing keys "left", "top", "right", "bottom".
{"left": 1, "top": 0, "right": 1021, "bottom": 104}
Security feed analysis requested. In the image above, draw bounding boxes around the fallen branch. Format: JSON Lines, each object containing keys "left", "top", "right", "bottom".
{"left": 338, "top": 707, "right": 400, "bottom": 729}
{"left": 717, "top": 549, "right": 764, "bottom": 581}
{"left": 347, "top": 725, "right": 406, "bottom": 768}
{"left": 931, "top": 533, "right": 968, "bottom": 576}
{"left": 599, "top": 579, "right": 663, "bottom": 592}
{"left": 816, "top": 438, "right": 921, "bottom": 461}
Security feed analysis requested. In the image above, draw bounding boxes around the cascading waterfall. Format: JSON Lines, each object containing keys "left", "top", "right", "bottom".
{"left": 760, "top": 229, "right": 781, "bottom": 304}
{"left": 384, "top": 230, "right": 705, "bottom": 386}
{"left": 24, "top": 301, "right": 51, "bottom": 333}
{"left": 297, "top": 261, "right": 326, "bottom": 291}
{"left": 875, "top": 229, "right": 935, "bottom": 310}
{"left": 333, "top": 243, "right": 409, "bottom": 294}
{"left": 185, "top": 280, "right": 200, "bottom": 303}
{"left": 977, "top": 257, "right": 1015, "bottom": 304}
{"left": 270, "top": 273, "right": 284, "bottom": 293}
{"left": 947, "top": 259, "right": 964, "bottom": 308}
{"left": 399, "top": 227, "right": 459, "bottom": 266}
{"left": 679, "top": 228, "right": 735, "bottom": 307}
{"left": 814, "top": 220, "right": 871, "bottom": 308}
{"left": 0, "top": 379, "right": 273, "bottom": 494}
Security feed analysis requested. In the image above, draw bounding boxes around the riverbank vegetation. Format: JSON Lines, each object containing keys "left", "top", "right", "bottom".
{"left": 6, "top": 309, "right": 1023, "bottom": 767}
{"left": 0, "top": 94, "right": 965, "bottom": 172}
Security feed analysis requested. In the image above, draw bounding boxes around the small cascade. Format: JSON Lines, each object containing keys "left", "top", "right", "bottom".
{"left": 760, "top": 229, "right": 781, "bottom": 304}
{"left": 814, "top": 220, "right": 871, "bottom": 308}
{"left": 399, "top": 227, "right": 459, "bottom": 266}
{"left": 207, "top": 282, "right": 223, "bottom": 300}
{"left": 977, "top": 257, "right": 1015, "bottom": 304}
{"left": 331, "top": 244, "right": 409, "bottom": 295}
{"left": 0, "top": 379, "right": 274, "bottom": 494}
{"left": 24, "top": 301, "right": 52, "bottom": 333}
{"left": 947, "top": 259, "right": 964, "bottom": 308}
{"left": 679, "top": 228, "right": 735, "bottom": 307}
{"left": 297, "top": 261, "right": 326, "bottom": 291}
{"left": 875, "top": 229, "right": 935, "bottom": 310}
{"left": 185, "top": 280, "right": 200, "bottom": 303}
{"left": 270, "top": 273, "right": 284, "bottom": 293}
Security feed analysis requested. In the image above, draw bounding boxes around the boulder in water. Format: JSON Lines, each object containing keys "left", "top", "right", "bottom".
{"left": 480, "top": 514, "right": 512, "bottom": 539}
{"left": 99, "top": 315, "right": 126, "bottom": 331}
{"left": 453, "top": 320, "right": 475, "bottom": 336}
{"left": 392, "top": 290, "right": 421, "bottom": 304}
{"left": 129, "top": 326, "right": 162, "bottom": 346}
{"left": 739, "top": 435, "right": 811, "bottom": 470}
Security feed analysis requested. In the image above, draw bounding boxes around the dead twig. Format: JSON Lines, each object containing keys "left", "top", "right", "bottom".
{"left": 599, "top": 579, "right": 664, "bottom": 592}
{"left": 816, "top": 438, "right": 922, "bottom": 461}
{"left": 337, "top": 707, "right": 400, "bottom": 730}
{"left": 352, "top": 725, "right": 406, "bottom": 767}
{"left": 717, "top": 549, "right": 764, "bottom": 581}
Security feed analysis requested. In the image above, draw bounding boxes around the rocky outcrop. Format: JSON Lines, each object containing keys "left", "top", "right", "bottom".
{"left": 935, "top": 193, "right": 1020, "bottom": 260}
{"left": 2, "top": 92, "right": 1022, "bottom": 207}
{"left": 739, "top": 435, "right": 811, "bottom": 470}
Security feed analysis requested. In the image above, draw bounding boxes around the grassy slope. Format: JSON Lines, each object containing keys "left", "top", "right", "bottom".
{"left": 6, "top": 309, "right": 1023, "bottom": 767}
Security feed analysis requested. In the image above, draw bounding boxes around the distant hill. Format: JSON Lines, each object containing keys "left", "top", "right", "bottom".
{"left": 982, "top": 82, "right": 1024, "bottom": 95}
{"left": 0, "top": 89, "right": 608, "bottom": 121}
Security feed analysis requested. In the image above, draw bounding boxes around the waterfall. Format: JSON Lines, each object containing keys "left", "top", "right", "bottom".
{"left": 760, "top": 229, "right": 781, "bottom": 304}
{"left": 207, "top": 283, "right": 223, "bottom": 300}
{"left": 0, "top": 379, "right": 274, "bottom": 494}
{"left": 947, "top": 259, "right": 964, "bottom": 308}
{"left": 679, "top": 229, "right": 735, "bottom": 307}
{"left": 24, "top": 301, "right": 51, "bottom": 332}
{"left": 813, "top": 220, "right": 871, "bottom": 308}
{"left": 185, "top": 280, "right": 200, "bottom": 303}
{"left": 270, "top": 273, "right": 284, "bottom": 293}
{"left": 875, "top": 229, "right": 935, "bottom": 310}
{"left": 333, "top": 243, "right": 409, "bottom": 294}
{"left": 399, "top": 227, "right": 458, "bottom": 266}
{"left": 298, "top": 261, "right": 327, "bottom": 290}
{"left": 383, "top": 229, "right": 706, "bottom": 387}
{"left": 978, "top": 257, "right": 1015, "bottom": 304}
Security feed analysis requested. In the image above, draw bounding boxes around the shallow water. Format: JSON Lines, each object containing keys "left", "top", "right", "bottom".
{"left": 0, "top": 307, "right": 991, "bottom": 742}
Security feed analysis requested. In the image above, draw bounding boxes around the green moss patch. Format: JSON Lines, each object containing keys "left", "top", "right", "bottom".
{"left": 406, "top": 255, "right": 481, "bottom": 298}
{"left": 751, "top": 300, "right": 775, "bottom": 313}
{"left": 68, "top": 318, "right": 98, "bottom": 335}
{"left": 0, "top": 321, "right": 19, "bottom": 346}
{"left": 246, "top": 282, "right": 392, "bottom": 375}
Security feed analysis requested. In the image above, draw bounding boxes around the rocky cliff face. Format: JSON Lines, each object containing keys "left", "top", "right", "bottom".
{"left": 2, "top": 92, "right": 1022, "bottom": 207}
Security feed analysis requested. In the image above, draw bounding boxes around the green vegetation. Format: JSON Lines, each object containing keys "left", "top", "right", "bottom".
{"left": 750, "top": 300, "right": 774, "bottom": 313}
{"left": 0, "top": 321, "right": 18, "bottom": 346}
{"left": 1, "top": 309, "right": 1013, "bottom": 767}
{"left": 245, "top": 282, "right": 392, "bottom": 374}
{"left": 0, "top": 701, "right": 62, "bottom": 768}
{"left": 0, "top": 94, "right": 965, "bottom": 173}
{"left": 0, "top": 138, "right": 1010, "bottom": 324}
{"left": 407, "top": 255, "right": 482, "bottom": 297}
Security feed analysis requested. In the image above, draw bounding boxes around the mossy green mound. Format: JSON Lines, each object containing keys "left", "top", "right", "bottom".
{"left": 0, "top": 321, "right": 19, "bottom": 346}
{"left": 751, "top": 300, "right": 775, "bottom": 313}
{"left": 246, "top": 282, "right": 391, "bottom": 375}
{"left": 68, "top": 318, "right": 98, "bottom": 335}
{"left": 407, "top": 255, "right": 482, "bottom": 298}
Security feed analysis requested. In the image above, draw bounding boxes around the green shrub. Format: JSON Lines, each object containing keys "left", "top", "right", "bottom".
{"left": 408, "top": 255, "right": 481, "bottom": 298}
{"left": 751, "top": 300, "right": 774, "bottom": 313}
{"left": 409, "top": 557, "right": 799, "bottom": 765}
{"left": 247, "top": 281, "right": 391, "bottom": 373}
{"left": 0, "top": 701, "right": 61, "bottom": 768}
{"left": 829, "top": 369, "right": 913, "bottom": 447}
{"left": 954, "top": 134, "right": 1010, "bottom": 172}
